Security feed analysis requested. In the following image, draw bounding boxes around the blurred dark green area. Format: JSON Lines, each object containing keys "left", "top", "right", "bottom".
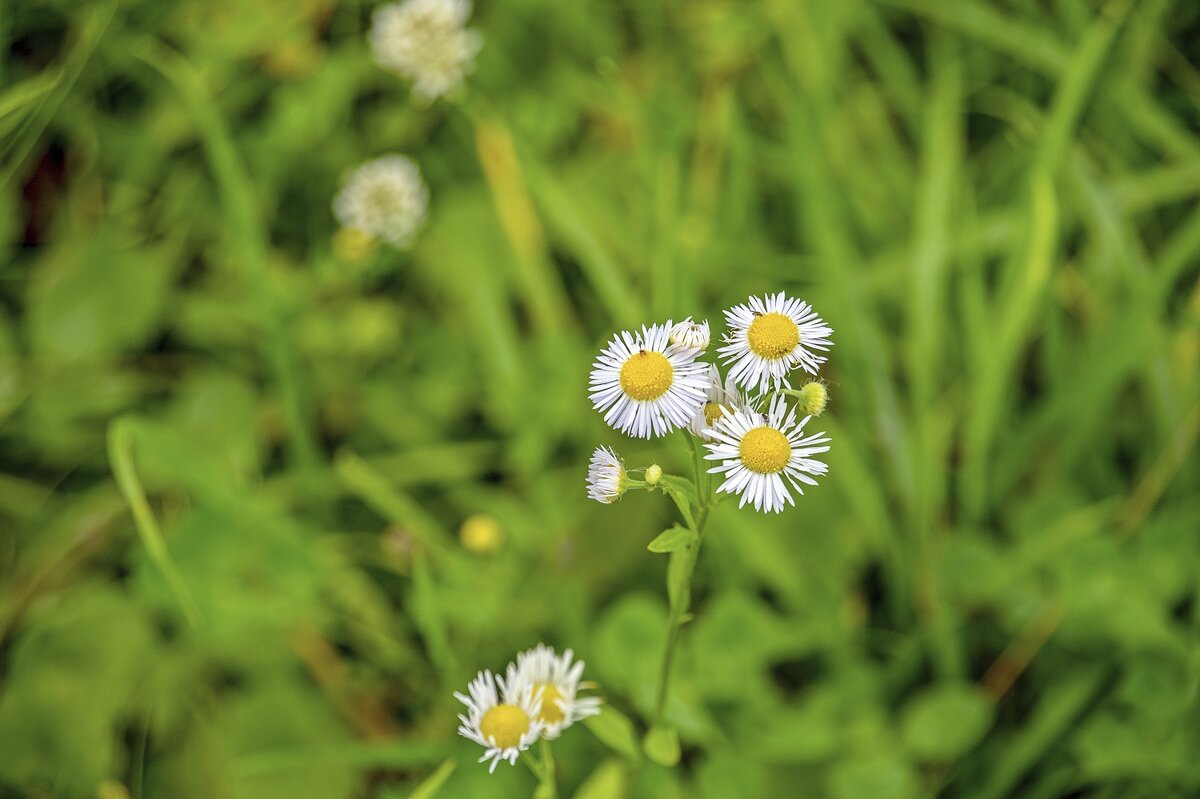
{"left": 2, "top": 0, "right": 1200, "bottom": 797}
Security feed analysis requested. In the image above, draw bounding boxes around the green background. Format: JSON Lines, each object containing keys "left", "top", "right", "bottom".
{"left": 2, "top": 0, "right": 1199, "bottom": 797}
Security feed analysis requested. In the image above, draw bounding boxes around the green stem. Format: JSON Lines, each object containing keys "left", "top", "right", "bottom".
{"left": 652, "top": 435, "right": 713, "bottom": 725}
{"left": 532, "top": 738, "right": 557, "bottom": 799}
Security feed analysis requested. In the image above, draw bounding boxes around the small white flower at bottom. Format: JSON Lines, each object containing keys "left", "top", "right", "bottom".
{"left": 587, "top": 446, "right": 628, "bottom": 504}
{"left": 703, "top": 394, "right": 829, "bottom": 513}
{"left": 333, "top": 155, "right": 429, "bottom": 247}
{"left": 454, "top": 670, "right": 544, "bottom": 772}
{"left": 508, "top": 644, "right": 602, "bottom": 739}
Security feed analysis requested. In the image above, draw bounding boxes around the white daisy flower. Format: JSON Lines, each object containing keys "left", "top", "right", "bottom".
{"left": 509, "top": 644, "right": 602, "bottom": 739}
{"left": 688, "top": 363, "right": 750, "bottom": 439}
{"left": 668, "top": 317, "right": 710, "bottom": 352}
{"left": 587, "top": 446, "right": 628, "bottom": 504}
{"left": 455, "top": 669, "right": 544, "bottom": 772}
{"left": 704, "top": 394, "right": 830, "bottom": 513}
{"left": 588, "top": 322, "right": 709, "bottom": 439}
{"left": 370, "top": 0, "right": 483, "bottom": 101}
{"left": 718, "top": 292, "right": 833, "bottom": 394}
{"left": 333, "top": 155, "right": 429, "bottom": 247}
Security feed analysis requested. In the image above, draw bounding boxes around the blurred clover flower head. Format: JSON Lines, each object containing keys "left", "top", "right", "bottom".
{"left": 332, "top": 155, "right": 429, "bottom": 247}
{"left": 370, "top": 0, "right": 483, "bottom": 101}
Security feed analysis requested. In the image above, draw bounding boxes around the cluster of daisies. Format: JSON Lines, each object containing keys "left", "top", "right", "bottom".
{"left": 587, "top": 293, "right": 834, "bottom": 513}
{"left": 456, "top": 645, "right": 601, "bottom": 772}
{"left": 332, "top": 0, "right": 483, "bottom": 251}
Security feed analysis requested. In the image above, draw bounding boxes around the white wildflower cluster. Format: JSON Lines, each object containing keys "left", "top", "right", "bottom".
{"left": 332, "top": 0, "right": 484, "bottom": 251}
{"left": 455, "top": 644, "right": 601, "bottom": 772}
{"left": 586, "top": 293, "right": 834, "bottom": 513}
{"left": 371, "top": 0, "right": 483, "bottom": 101}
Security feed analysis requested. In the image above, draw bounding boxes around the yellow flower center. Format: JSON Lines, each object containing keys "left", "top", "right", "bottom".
{"left": 619, "top": 351, "right": 674, "bottom": 401}
{"left": 739, "top": 427, "right": 791, "bottom": 474}
{"left": 479, "top": 703, "right": 530, "bottom": 749}
{"left": 703, "top": 401, "right": 725, "bottom": 427}
{"left": 747, "top": 312, "right": 800, "bottom": 359}
{"left": 536, "top": 683, "right": 565, "bottom": 725}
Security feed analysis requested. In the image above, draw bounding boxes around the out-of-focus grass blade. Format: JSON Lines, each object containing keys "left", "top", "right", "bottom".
{"left": 406, "top": 757, "right": 456, "bottom": 799}
{"left": 975, "top": 667, "right": 1108, "bottom": 799}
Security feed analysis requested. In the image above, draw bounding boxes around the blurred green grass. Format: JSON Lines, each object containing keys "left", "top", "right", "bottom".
{"left": 2, "top": 0, "right": 1199, "bottom": 797}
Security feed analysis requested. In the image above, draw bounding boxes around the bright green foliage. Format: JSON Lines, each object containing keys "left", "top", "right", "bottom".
{"left": 2, "top": 0, "right": 1200, "bottom": 797}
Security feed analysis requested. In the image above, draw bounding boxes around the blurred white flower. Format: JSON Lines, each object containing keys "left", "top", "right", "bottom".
{"left": 588, "top": 322, "right": 709, "bottom": 439}
{"left": 668, "top": 316, "right": 710, "bottom": 352}
{"left": 333, "top": 155, "right": 428, "bottom": 247}
{"left": 370, "top": 0, "right": 483, "bottom": 101}
{"left": 704, "top": 394, "right": 829, "bottom": 513}
{"left": 508, "top": 644, "right": 602, "bottom": 739}
{"left": 718, "top": 292, "right": 833, "bottom": 394}
{"left": 455, "top": 669, "right": 544, "bottom": 772}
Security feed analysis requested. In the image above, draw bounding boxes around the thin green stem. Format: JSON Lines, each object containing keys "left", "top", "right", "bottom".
{"left": 532, "top": 738, "right": 557, "bottom": 799}
{"left": 651, "top": 434, "right": 714, "bottom": 726}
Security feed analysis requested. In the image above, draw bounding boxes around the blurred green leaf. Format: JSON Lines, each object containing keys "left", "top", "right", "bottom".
{"left": 899, "top": 682, "right": 994, "bottom": 761}
{"left": 643, "top": 725, "right": 680, "bottom": 767}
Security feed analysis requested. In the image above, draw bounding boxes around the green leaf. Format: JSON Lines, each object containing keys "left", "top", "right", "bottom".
{"left": 900, "top": 683, "right": 995, "bottom": 761}
{"left": 647, "top": 526, "right": 698, "bottom": 554}
{"left": 643, "top": 725, "right": 680, "bottom": 767}
{"left": 659, "top": 475, "right": 698, "bottom": 529}
{"left": 571, "top": 759, "right": 625, "bottom": 799}
{"left": 407, "top": 758, "right": 456, "bottom": 799}
{"left": 584, "top": 707, "right": 641, "bottom": 763}
{"left": 827, "top": 755, "right": 918, "bottom": 799}
{"left": 666, "top": 545, "right": 698, "bottom": 615}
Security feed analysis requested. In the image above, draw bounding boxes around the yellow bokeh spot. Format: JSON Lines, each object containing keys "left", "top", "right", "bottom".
{"left": 747, "top": 312, "right": 800, "bottom": 359}
{"left": 334, "top": 226, "right": 378, "bottom": 263}
{"left": 739, "top": 427, "right": 791, "bottom": 474}
{"left": 536, "top": 683, "right": 565, "bottom": 724}
{"left": 459, "top": 514, "right": 503, "bottom": 554}
{"left": 619, "top": 351, "right": 674, "bottom": 401}
{"left": 480, "top": 703, "right": 530, "bottom": 749}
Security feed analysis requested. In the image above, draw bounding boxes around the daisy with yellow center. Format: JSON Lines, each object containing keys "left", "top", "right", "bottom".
{"left": 587, "top": 446, "right": 628, "bottom": 504}
{"left": 704, "top": 394, "right": 830, "bottom": 513}
{"left": 688, "top": 363, "right": 749, "bottom": 440}
{"left": 589, "top": 322, "right": 709, "bottom": 439}
{"left": 454, "top": 669, "right": 544, "bottom": 772}
{"left": 718, "top": 292, "right": 833, "bottom": 394}
{"left": 508, "top": 644, "right": 602, "bottom": 739}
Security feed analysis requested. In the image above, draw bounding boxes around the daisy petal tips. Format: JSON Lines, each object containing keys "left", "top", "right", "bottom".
{"left": 718, "top": 292, "right": 833, "bottom": 394}
{"left": 588, "top": 322, "right": 709, "bottom": 439}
